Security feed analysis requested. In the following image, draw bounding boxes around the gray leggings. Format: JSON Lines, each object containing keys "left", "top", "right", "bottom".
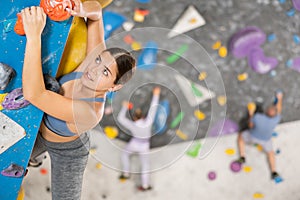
{"left": 30, "top": 133, "right": 90, "bottom": 200}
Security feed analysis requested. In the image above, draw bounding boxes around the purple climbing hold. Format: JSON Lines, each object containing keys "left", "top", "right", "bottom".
{"left": 229, "top": 26, "right": 266, "bottom": 59}
{"left": 230, "top": 161, "right": 242, "bottom": 173}
{"left": 290, "top": 57, "right": 300, "bottom": 72}
{"left": 292, "top": 0, "right": 300, "bottom": 11}
{"left": 2, "top": 88, "right": 30, "bottom": 110}
{"left": 208, "top": 118, "right": 239, "bottom": 137}
{"left": 1, "top": 164, "right": 25, "bottom": 178}
{"left": 248, "top": 47, "right": 278, "bottom": 74}
{"left": 208, "top": 171, "right": 216, "bottom": 180}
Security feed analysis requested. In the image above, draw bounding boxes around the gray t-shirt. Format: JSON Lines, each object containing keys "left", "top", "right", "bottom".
{"left": 250, "top": 113, "right": 281, "bottom": 141}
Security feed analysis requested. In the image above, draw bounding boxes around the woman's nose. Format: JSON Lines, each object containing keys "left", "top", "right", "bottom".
{"left": 90, "top": 66, "right": 100, "bottom": 75}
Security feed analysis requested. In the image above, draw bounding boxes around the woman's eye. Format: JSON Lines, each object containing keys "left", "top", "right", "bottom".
{"left": 103, "top": 69, "right": 108, "bottom": 76}
{"left": 95, "top": 57, "right": 101, "bottom": 64}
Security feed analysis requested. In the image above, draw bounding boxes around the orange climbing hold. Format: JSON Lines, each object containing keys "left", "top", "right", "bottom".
{"left": 14, "top": 13, "right": 25, "bottom": 35}
{"left": 40, "top": 0, "right": 74, "bottom": 21}
{"left": 123, "top": 34, "right": 135, "bottom": 44}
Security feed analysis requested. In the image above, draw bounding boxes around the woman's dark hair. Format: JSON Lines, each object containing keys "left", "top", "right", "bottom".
{"left": 104, "top": 48, "right": 136, "bottom": 84}
{"left": 132, "top": 108, "right": 144, "bottom": 121}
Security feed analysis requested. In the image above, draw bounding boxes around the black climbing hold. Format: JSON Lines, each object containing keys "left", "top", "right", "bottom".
{"left": 43, "top": 74, "right": 61, "bottom": 93}
{"left": 0, "top": 62, "right": 16, "bottom": 90}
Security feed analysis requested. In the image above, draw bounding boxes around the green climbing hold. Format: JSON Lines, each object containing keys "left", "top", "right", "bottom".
{"left": 186, "top": 142, "right": 202, "bottom": 158}
{"left": 166, "top": 44, "right": 189, "bottom": 64}
{"left": 170, "top": 112, "right": 184, "bottom": 128}
{"left": 191, "top": 83, "right": 203, "bottom": 97}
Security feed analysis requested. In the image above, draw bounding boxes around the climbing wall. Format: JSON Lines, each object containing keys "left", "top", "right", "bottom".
{"left": 99, "top": 0, "right": 300, "bottom": 148}
{"left": 0, "top": 1, "right": 71, "bottom": 199}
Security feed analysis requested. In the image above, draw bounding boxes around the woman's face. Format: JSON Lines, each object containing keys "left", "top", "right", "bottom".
{"left": 81, "top": 51, "right": 119, "bottom": 92}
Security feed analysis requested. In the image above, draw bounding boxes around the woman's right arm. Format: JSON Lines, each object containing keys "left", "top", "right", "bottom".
{"left": 22, "top": 7, "right": 99, "bottom": 128}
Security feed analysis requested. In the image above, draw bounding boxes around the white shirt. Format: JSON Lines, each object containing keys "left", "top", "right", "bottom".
{"left": 117, "top": 95, "right": 159, "bottom": 139}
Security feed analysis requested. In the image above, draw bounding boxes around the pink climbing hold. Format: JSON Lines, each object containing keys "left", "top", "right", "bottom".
{"left": 208, "top": 171, "right": 217, "bottom": 180}
{"left": 230, "top": 161, "right": 242, "bottom": 173}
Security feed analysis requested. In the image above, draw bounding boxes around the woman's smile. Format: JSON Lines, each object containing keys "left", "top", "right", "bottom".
{"left": 85, "top": 71, "right": 94, "bottom": 81}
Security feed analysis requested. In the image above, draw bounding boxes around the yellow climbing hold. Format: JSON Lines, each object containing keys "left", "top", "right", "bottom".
{"left": 217, "top": 96, "right": 227, "bottom": 106}
{"left": 212, "top": 40, "right": 222, "bottom": 50}
{"left": 96, "top": 163, "right": 102, "bottom": 169}
{"left": 218, "top": 46, "right": 227, "bottom": 58}
{"left": 243, "top": 166, "right": 252, "bottom": 173}
{"left": 119, "top": 178, "right": 127, "bottom": 183}
{"left": 247, "top": 102, "right": 256, "bottom": 115}
{"left": 176, "top": 129, "right": 188, "bottom": 140}
{"left": 237, "top": 73, "right": 248, "bottom": 81}
{"left": 0, "top": 93, "right": 8, "bottom": 110}
{"left": 225, "top": 148, "right": 235, "bottom": 155}
{"left": 104, "top": 126, "right": 119, "bottom": 139}
{"left": 194, "top": 110, "right": 206, "bottom": 121}
{"left": 256, "top": 144, "right": 263, "bottom": 152}
{"left": 189, "top": 18, "right": 197, "bottom": 24}
{"left": 134, "top": 12, "right": 145, "bottom": 22}
{"left": 253, "top": 193, "right": 264, "bottom": 198}
{"left": 89, "top": 148, "right": 97, "bottom": 155}
{"left": 17, "top": 186, "right": 25, "bottom": 200}
{"left": 131, "top": 41, "right": 142, "bottom": 51}
{"left": 198, "top": 72, "right": 207, "bottom": 81}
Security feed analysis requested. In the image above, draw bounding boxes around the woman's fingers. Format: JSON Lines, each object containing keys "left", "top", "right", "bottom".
{"left": 36, "top": 6, "right": 46, "bottom": 21}
{"left": 71, "top": 0, "right": 81, "bottom": 11}
{"left": 30, "top": 6, "right": 37, "bottom": 15}
{"left": 21, "top": 6, "right": 47, "bottom": 37}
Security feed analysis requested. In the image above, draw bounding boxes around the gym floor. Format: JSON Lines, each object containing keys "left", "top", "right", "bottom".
{"left": 23, "top": 120, "right": 300, "bottom": 200}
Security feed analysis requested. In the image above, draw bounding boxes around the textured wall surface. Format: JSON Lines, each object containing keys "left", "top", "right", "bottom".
{"left": 100, "top": 0, "right": 300, "bottom": 147}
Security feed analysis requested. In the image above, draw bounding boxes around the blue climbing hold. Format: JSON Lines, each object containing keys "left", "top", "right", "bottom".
{"left": 270, "top": 70, "right": 277, "bottom": 77}
{"left": 136, "top": 0, "right": 151, "bottom": 3}
{"left": 278, "top": 0, "right": 286, "bottom": 3}
{"left": 103, "top": 11, "right": 126, "bottom": 39}
{"left": 272, "top": 132, "right": 278, "bottom": 137}
{"left": 137, "top": 41, "right": 158, "bottom": 70}
{"left": 286, "top": 59, "right": 293, "bottom": 68}
{"left": 3, "top": 18, "right": 17, "bottom": 33}
{"left": 286, "top": 8, "right": 296, "bottom": 17}
{"left": 293, "top": 34, "right": 300, "bottom": 44}
{"left": 153, "top": 100, "right": 170, "bottom": 135}
{"left": 267, "top": 33, "right": 276, "bottom": 42}
{"left": 274, "top": 176, "right": 283, "bottom": 184}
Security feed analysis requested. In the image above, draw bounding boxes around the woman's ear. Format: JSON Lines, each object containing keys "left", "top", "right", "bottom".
{"left": 110, "top": 84, "right": 123, "bottom": 92}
